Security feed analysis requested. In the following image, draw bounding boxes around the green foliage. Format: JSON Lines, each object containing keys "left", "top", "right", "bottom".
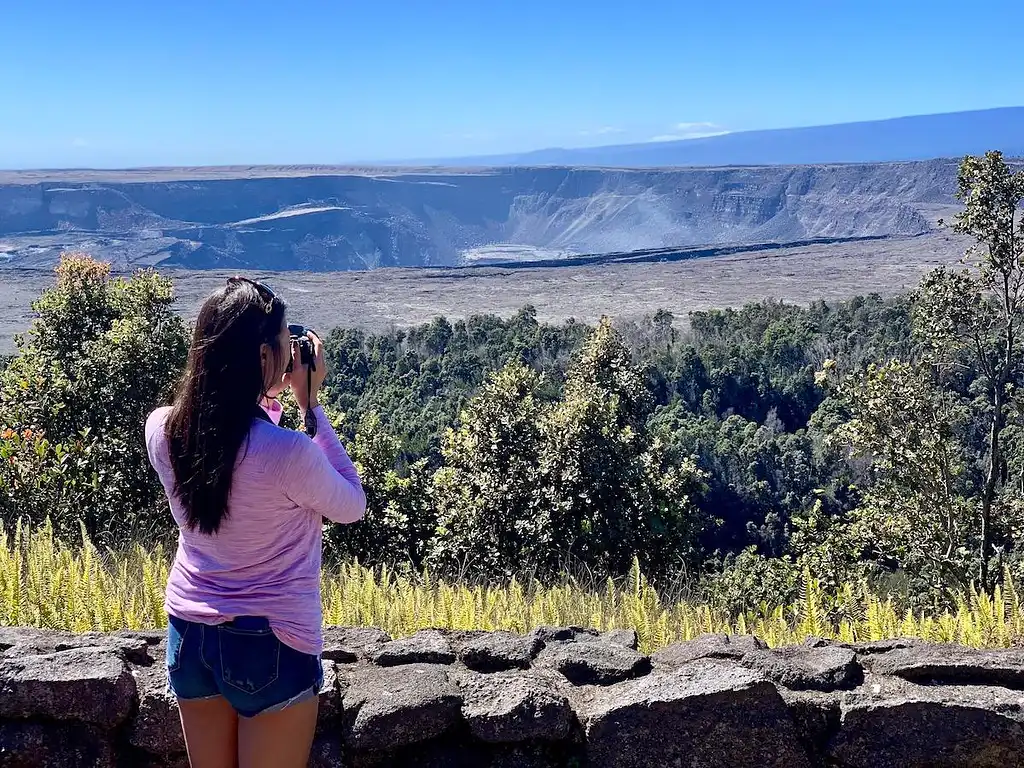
{"left": 13, "top": 519, "right": 1024, "bottom": 650}
{"left": 430, "top": 361, "right": 548, "bottom": 578}
{"left": 325, "top": 412, "right": 434, "bottom": 568}
{"left": 829, "top": 360, "right": 976, "bottom": 593}
{"left": 824, "top": 152, "right": 1024, "bottom": 594}
{"left": 6, "top": 153, "right": 1023, "bottom": 611}
{"left": 429, "top": 325, "right": 708, "bottom": 582}
{"left": 0, "top": 428, "right": 96, "bottom": 534}
{"left": 699, "top": 546, "right": 801, "bottom": 616}
{"left": 539, "top": 319, "right": 708, "bottom": 577}
{"left": 0, "top": 255, "right": 188, "bottom": 543}
{"left": 322, "top": 306, "right": 586, "bottom": 462}
{"left": 789, "top": 499, "right": 866, "bottom": 594}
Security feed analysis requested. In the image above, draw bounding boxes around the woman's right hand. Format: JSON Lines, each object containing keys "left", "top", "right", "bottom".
{"left": 289, "top": 330, "right": 327, "bottom": 412}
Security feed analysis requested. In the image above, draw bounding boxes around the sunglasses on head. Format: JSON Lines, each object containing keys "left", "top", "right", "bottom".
{"left": 227, "top": 276, "right": 276, "bottom": 313}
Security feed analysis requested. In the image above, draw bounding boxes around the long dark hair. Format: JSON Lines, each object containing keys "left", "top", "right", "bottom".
{"left": 166, "top": 279, "right": 286, "bottom": 535}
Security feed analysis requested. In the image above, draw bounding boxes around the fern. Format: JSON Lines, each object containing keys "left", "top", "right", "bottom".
{"left": 4, "top": 520, "right": 1024, "bottom": 650}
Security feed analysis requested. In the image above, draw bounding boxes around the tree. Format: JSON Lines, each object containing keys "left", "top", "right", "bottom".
{"left": 539, "top": 318, "right": 707, "bottom": 577}
{"left": 324, "top": 412, "right": 434, "bottom": 568}
{"left": 826, "top": 360, "right": 975, "bottom": 592}
{"left": 917, "top": 151, "right": 1024, "bottom": 588}
{"left": 429, "top": 361, "right": 548, "bottom": 579}
{"left": 0, "top": 254, "right": 188, "bottom": 542}
{"left": 820, "top": 153, "right": 1024, "bottom": 593}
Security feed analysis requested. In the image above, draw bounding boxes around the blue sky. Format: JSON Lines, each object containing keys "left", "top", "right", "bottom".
{"left": 1, "top": 0, "right": 1021, "bottom": 168}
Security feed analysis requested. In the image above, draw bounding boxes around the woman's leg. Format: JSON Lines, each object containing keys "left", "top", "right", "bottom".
{"left": 167, "top": 615, "right": 236, "bottom": 767}
{"left": 178, "top": 696, "right": 239, "bottom": 768}
{"left": 237, "top": 696, "right": 318, "bottom": 768}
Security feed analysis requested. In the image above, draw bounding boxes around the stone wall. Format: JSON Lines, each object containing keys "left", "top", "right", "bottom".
{"left": 1, "top": 625, "right": 1022, "bottom": 767}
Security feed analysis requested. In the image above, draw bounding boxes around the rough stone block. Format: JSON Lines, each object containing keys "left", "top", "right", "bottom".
{"left": 539, "top": 639, "right": 651, "bottom": 686}
{"left": 866, "top": 645, "right": 1024, "bottom": 688}
{"left": 56, "top": 631, "right": 154, "bottom": 665}
{"left": 830, "top": 682, "right": 1024, "bottom": 767}
{"left": 600, "top": 628, "right": 639, "bottom": 650}
{"left": 129, "top": 663, "right": 185, "bottom": 756}
{"left": 0, "top": 721, "right": 114, "bottom": 768}
{"left": 455, "top": 669, "right": 574, "bottom": 743}
{"left": 371, "top": 630, "right": 456, "bottom": 667}
{"left": 341, "top": 663, "right": 462, "bottom": 751}
{"left": 779, "top": 688, "right": 841, "bottom": 763}
{"left": 526, "top": 626, "right": 600, "bottom": 647}
{"left": 742, "top": 644, "right": 863, "bottom": 691}
{"left": 0, "top": 648, "right": 136, "bottom": 727}
{"left": 322, "top": 626, "right": 390, "bottom": 663}
{"left": 458, "top": 631, "right": 542, "bottom": 673}
{"left": 0, "top": 626, "right": 75, "bottom": 654}
{"left": 579, "top": 659, "right": 812, "bottom": 768}
{"left": 652, "top": 632, "right": 766, "bottom": 668}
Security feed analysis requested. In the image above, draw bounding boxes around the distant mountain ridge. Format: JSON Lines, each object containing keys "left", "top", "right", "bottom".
{"left": 420, "top": 107, "right": 1024, "bottom": 168}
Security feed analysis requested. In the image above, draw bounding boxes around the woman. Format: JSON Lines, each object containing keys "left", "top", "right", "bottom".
{"left": 145, "top": 277, "right": 365, "bottom": 768}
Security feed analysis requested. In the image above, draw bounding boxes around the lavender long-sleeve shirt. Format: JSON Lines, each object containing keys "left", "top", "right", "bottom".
{"left": 144, "top": 401, "right": 365, "bottom": 655}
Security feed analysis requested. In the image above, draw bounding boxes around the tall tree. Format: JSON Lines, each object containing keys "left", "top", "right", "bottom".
{"left": 539, "top": 318, "right": 707, "bottom": 576}
{"left": 429, "top": 361, "right": 548, "bottom": 578}
{"left": 827, "top": 359, "right": 975, "bottom": 591}
{"left": 917, "top": 151, "right": 1024, "bottom": 588}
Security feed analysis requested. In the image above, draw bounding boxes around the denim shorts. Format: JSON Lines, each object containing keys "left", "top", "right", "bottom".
{"left": 166, "top": 613, "right": 323, "bottom": 718}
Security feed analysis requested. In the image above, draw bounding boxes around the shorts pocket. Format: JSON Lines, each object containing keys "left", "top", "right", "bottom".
{"left": 218, "top": 624, "right": 281, "bottom": 695}
{"left": 166, "top": 619, "right": 189, "bottom": 673}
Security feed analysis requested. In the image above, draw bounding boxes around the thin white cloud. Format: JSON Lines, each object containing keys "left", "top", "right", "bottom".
{"left": 71, "top": 138, "right": 89, "bottom": 147}
{"left": 674, "top": 121, "right": 719, "bottom": 132}
{"left": 647, "top": 122, "right": 730, "bottom": 143}
{"left": 579, "top": 126, "right": 625, "bottom": 137}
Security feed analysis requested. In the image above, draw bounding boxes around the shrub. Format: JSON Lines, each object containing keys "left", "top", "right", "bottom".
{"left": 324, "top": 411, "right": 435, "bottom": 568}
{"left": 0, "top": 254, "right": 188, "bottom": 543}
{"left": 430, "top": 361, "right": 549, "bottom": 579}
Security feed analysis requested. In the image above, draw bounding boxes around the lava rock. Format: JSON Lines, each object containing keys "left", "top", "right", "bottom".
{"left": 864, "top": 645, "right": 1024, "bottom": 689}
{"left": 458, "top": 631, "right": 542, "bottom": 673}
{"left": 0, "top": 626, "right": 158, "bottom": 666}
{"left": 0, "top": 626, "right": 75, "bottom": 656}
{"left": 742, "top": 645, "right": 862, "bottom": 691}
{"left": 830, "top": 682, "right": 1024, "bottom": 767}
{"left": 0, "top": 647, "right": 136, "bottom": 727}
{"left": 600, "top": 629, "right": 639, "bottom": 650}
{"left": 322, "top": 626, "right": 391, "bottom": 663}
{"left": 371, "top": 630, "right": 456, "bottom": 667}
{"left": 539, "top": 639, "right": 651, "bottom": 686}
{"left": 341, "top": 663, "right": 462, "bottom": 751}
{"left": 128, "top": 663, "right": 185, "bottom": 757}
{"left": 579, "top": 659, "right": 812, "bottom": 768}
{"left": 652, "top": 632, "right": 767, "bottom": 668}
{"left": 455, "top": 669, "right": 574, "bottom": 743}
{"left": 527, "top": 626, "right": 600, "bottom": 647}
{"left": 56, "top": 631, "right": 154, "bottom": 666}
{"left": 309, "top": 736, "right": 344, "bottom": 768}
{"left": 316, "top": 662, "right": 343, "bottom": 736}
{"left": 779, "top": 689, "right": 842, "bottom": 764}
{"left": 843, "top": 637, "right": 930, "bottom": 656}
{"left": 0, "top": 721, "right": 115, "bottom": 768}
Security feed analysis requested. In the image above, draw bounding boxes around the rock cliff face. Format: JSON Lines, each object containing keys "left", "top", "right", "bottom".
{"left": 0, "top": 161, "right": 958, "bottom": 271}
{"left": 2, "top": 625, "right": 1024, "bottom": 767}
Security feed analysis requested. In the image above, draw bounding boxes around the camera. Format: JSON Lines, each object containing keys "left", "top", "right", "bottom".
{"left": 286, "top": 324, "right": 315, "bottom": 373}
{"left": 286, "top": 324, "right": 319, "bottom": 438}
